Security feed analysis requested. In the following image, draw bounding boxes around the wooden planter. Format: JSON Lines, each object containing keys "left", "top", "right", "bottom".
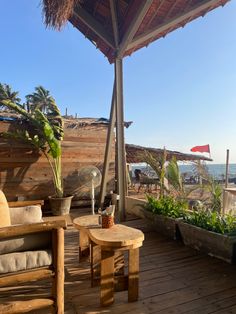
{"left": 178, "top": 221, "right": 236, "bottom": 264}
{"left": 141, "top": 209, "right": 180, "bottom": 240}
{"left": 125, "top": 197, "right": 180, "bottom": 240}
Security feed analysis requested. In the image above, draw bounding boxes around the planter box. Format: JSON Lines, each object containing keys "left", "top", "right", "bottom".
{"left": 125, "top": 197, "right": 180, "bottom": 239}
{"left": 144, "top": 210, "right": 180, "bottom": 240}
{"left": 178, "top": 221, "right": 236, "bottom": 264}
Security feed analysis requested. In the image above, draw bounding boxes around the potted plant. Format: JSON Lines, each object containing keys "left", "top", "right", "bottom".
{"left": 0, "top": 84, "right": 73, "bottom": 215}
{"left": 178, "top": 209, "right": 236, "bottom": 264}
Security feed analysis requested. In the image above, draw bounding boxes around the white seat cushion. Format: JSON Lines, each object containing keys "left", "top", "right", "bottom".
{"left": 9, "top": 206, "right": 42, "bottom": 225}
{"left": 0, "top": 232, "right": 51, "bottom": 255}
{"left": 0, "top": 250, "right": 52, "bottom": 274}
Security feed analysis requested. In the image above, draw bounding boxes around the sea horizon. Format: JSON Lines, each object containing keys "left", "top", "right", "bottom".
{"left": 131, "top": 163, "right": 236, "bottom": 179}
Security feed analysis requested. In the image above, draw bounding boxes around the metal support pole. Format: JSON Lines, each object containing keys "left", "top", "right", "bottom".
{"left": 115, "top": 58, "right": 126, "bottom": 221}
{"left": 223, "top": 149, "right": 230, "bottom": 215}
{"left": 225, "top": 149, "right": 230, "bottom": 188}
{"left": 99, "top": 83, "right": 116, "bottom": 208}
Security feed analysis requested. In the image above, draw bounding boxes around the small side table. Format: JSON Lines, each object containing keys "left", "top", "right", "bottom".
{"left": 88, "top": 224, "right": 144, "bottom": 307}
{"left": 73, "top": 215, "right": 100, "bottom": 261}
{"left": 73, "top": 215, "right": 125, "bottom": 286}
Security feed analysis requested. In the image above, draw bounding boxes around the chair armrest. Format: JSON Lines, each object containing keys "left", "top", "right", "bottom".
{"left": 8, "top": 200, "right": 44, "bottom": 208}
{"left": 0, "top": 220, "right": 67, "bottom": 240}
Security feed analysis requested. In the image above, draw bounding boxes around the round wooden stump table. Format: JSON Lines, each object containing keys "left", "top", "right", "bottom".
{"left": 73, "top": 215, "right": 100, "bottom": 261}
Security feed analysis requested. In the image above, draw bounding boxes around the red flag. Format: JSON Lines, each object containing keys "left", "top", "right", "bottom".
{"left": 190, "top": 144, "right": 210, "bottom": 153}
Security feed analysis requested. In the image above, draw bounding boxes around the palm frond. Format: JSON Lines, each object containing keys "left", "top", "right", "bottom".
{"left": 167, "top": 157, "right": 183, "bottom": 193}
{"left": 0, "top": 83, "right": 21, "bottom": 107}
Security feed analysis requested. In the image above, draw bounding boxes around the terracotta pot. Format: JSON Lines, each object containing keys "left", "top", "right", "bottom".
{"left": 49, "top": 195, "right": 73, "bottom": 216}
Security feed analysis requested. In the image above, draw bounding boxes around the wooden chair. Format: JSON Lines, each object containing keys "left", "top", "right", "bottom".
{"left": 0, "top": 198, "right": 66, "bottom": 313}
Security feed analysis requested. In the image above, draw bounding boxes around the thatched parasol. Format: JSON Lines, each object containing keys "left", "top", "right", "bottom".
{"left": 42, "top": 0, "right": 79, "bottom": 30}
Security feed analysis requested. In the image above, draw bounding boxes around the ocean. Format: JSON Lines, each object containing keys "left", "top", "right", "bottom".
{"left": 179, "top": 164, "right": 236, "bottom": 179}
{"left": 131, "top": 163, "right": 236, "bottom": 180}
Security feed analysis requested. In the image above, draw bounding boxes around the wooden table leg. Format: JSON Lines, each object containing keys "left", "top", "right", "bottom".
{"left": 128, "top": 248, "right": 139, "bottom": 302}
{"left": 91, "top": 242, "right": 101, "bottom": 287}
{"left": 79, "top": 229, "right": 90, "bottom": 261}
{"left": 100, "top": 249, "right": 115, "bottom": 307}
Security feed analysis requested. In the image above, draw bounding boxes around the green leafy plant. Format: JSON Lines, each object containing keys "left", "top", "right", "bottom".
{"left": 167, "top": 157, "right": 184, "bottom": 195}
{"left": 145, "top": 194, "right": 188, "bottom": 218}
{"left": 0, "top": 84, "right": 64, "bottom": 198}
{"left": 193, "top": 161, "right": 222, "bottom": 212}
{"left": 184, "top": 209, "right": 236, "bottom": 235}
{"left": 142, "top": 148, "right": 167, "bottom": 197}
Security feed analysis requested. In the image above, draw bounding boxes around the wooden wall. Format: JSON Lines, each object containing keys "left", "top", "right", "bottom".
{"left": 0, "top": 120, "right": 115, "bottom": 201}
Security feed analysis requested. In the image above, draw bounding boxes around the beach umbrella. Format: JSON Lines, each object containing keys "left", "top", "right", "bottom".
{"left": 41, "top": 0, "right": 230, "bottom": 221}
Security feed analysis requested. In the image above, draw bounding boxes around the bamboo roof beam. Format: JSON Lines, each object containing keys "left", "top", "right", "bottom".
{"left": 127, "top": 0, "right": 226, "bottom": 51}
{"left": 109, "top": 0, "right": 119, "bottom": 48}
{"left": 72, "top": 6, "right": 115, "bottom": 49}
{"left": 117, "top": 0, "right": 154, "bottom": 58}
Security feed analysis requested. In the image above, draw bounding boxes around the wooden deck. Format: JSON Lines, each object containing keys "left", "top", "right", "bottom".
{"left": 2, "top": 208, "right": 236, "bottom": 313}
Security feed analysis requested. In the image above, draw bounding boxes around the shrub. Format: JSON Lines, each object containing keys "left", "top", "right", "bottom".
{"left": 145, "top": 195, "right": 188, "bottom": 218}
{"left": 184, "top": 210, "right": 236, "bottom": 235}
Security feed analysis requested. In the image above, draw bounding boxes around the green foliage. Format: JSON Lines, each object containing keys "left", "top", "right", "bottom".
{"left": 145, "top": 194, "right": 188, "bottom": 218}
{"left": 142, "top": 148, "right": 167, "bottom": 197}
{"left": 210, "top": 182, "right": 222, "bottom": 213}
{"left": 192, "top": 161, "right": 222, "bottom": 212}
{"left": 26, "top": 86, "right": 55, "bottom": 114}
{"left": 184, "top": 210, "right": 236, "bottom": 235}
{"left": 167, "top": 157, "right": 184, "bottom": 194}
{"left": 0, "top": 84, "right": 64, "bottom": 198}
{"left": 0, "top": 83, "right": 21, "bottom": 108}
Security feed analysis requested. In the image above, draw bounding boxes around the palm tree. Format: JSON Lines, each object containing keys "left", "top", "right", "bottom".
{"left": 0, "top": 83, "right": 21, "bottom": 109}
{"left": 26, "top": 86, "right": 55, "bottom": 114}
{"left": 166, "top": 157, "right": 185, "bottom": 196}
{"left": 142, "top": 149, "right": 168, "bottom": 197}
{"left": 192, "top": 161, "right": 222, "bottom": 212}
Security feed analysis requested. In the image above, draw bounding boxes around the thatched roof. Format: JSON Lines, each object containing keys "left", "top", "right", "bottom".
{"left": 126, "top": 143, "right": 212, "bottom": 163}
{"left": 0, "top": 112, "right": 132, "bottom": 128}
{"left": 43, "top": 0, "right": 230, "bottom": 63}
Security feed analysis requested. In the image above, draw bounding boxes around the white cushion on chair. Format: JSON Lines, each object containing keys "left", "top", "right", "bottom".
{"left": 0, "top": 250, "right": 52, "bottom": 274}
{"left": 0, "top": 232, "right": 51, "bottom": 255}
{"left": 9, "top": 206, "right": 42, "bottom": 225}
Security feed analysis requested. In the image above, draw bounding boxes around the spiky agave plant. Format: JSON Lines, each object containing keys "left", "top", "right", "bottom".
{"left": 0, "top": 93, "right": 64, "bottom": 198}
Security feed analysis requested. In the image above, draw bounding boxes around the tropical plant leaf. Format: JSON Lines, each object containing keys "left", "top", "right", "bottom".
{"left": 167, "top": 157, "right": 183, "bottom": 193}
{"left": 0, "top": 83, "right": 64, "bottom": 197}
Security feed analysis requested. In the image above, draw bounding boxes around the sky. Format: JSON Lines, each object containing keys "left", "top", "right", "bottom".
{"left": 1, "top": 1, "right": 236, "bottom": 163}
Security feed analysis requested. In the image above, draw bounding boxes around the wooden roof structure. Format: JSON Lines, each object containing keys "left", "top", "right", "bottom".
{"left": 126, "top": 143, "right": 212, "bottom": 163}
{"left": 69, "top": 0, "right": 230, "bottom": 63}
{"left": 42, "top": 0, "right": 229, "bottom": 219}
